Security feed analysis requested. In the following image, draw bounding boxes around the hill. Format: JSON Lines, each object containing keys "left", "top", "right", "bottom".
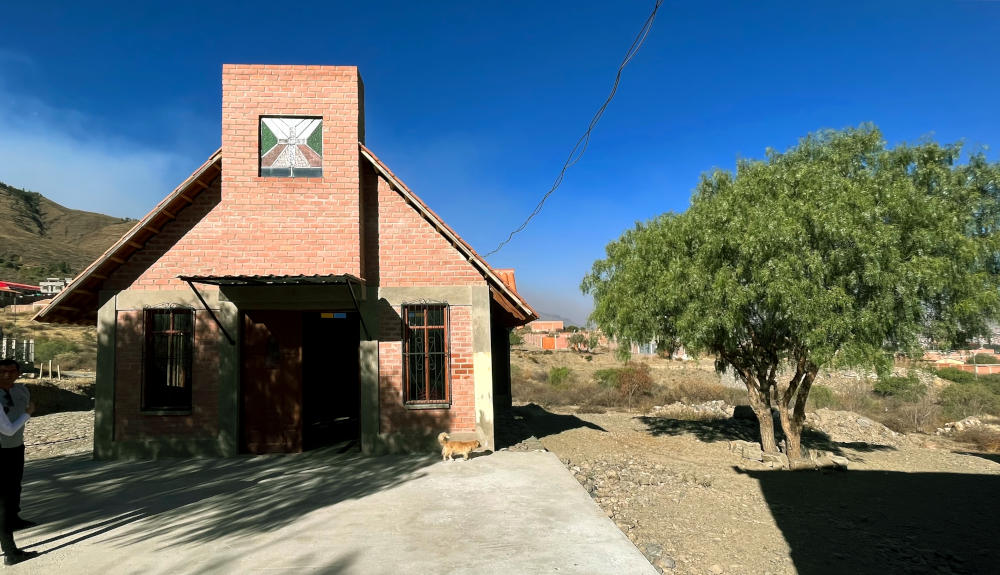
{"left": 0, "top": 181, "right": 136, "bottom": 285}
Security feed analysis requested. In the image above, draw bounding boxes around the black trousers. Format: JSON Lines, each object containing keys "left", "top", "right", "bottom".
{"left": 0, "top": 445, "right": 25, "bottom": 555}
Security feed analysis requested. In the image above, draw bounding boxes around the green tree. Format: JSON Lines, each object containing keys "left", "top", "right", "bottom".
{"left": 568, "top": 333, "right": 586, "bottom": 351}
{"left": 583, "top": 125, "right": 1000, "bottom": 461}
{"left": 509, "top": 329, "right": 524, "bottom": 346}
{"left": 587, "top": 332, "right": 600, "bottom": 351}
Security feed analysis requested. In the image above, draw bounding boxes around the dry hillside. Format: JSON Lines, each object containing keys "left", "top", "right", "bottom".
{"left": 0, "top": 180, "right": 136, "bottom": 284}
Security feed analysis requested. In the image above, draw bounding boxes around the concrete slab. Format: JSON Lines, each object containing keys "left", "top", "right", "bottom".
{"left": 13, "top": 449, "right": 656, "bottom": 574}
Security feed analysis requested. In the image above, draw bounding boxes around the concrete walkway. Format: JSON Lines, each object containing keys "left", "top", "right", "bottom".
{"left": 13, "top": 448, "right": 656, "bottom": 574}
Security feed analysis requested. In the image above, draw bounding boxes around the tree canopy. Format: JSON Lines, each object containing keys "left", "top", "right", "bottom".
{"left": 582, "top": 125, "right": 1000, "bottom": 460}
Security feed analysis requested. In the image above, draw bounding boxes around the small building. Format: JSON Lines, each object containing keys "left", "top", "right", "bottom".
{"left": 0, "top": 281, "right": 42, "bottom": 307}
{"left": 36, "top": 65, "right": 536, "bottom": 458}
{"left": 527, "top": 320, "right": 564, "bottom": 333}
{"left": 39, "top": 277, "right": 75, "bottom": 295}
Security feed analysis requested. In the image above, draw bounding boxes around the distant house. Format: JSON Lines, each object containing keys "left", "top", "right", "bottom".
{"left": 36, "top": 65, "right": 536, "bottom": 458}
{"left": 527, "top": 320, "right": 564, "bottom": 333}
{"left": 39, "top": 277, "right": 74, "bottom": 295}
{"left": 0, "top": 281, "right": 42, "bottom": 307}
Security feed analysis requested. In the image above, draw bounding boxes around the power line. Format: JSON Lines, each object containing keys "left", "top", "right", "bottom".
{"left": 486, "top": 0, "right": 665, "bottom": 257}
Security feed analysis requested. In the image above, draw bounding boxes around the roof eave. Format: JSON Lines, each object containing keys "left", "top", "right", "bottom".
{"left": 33, "top": 148, "right": 223, "bottom": 325}
{"left": 359, "top": 143, "right": 537, "bottom": 324}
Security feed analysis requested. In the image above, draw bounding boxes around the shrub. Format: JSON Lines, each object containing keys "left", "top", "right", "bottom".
{"left": 509, "top": 330, "right": 524, "bottom": 345}
{"left": 587, "top": 333, "right": 600, "bottom": 351}
{"left": 939, "top": 383, "right": 1000, "bottom": 419}
{"left": 966, "top": 353, "right": 999, "bottom": 365}
{"left": 951, "top": 427, "right": 1000, "bottom": 452}
{"left": 617, "top": 363, "right": 653, "bottom": 409}
{"left": 873, "top": 375, "right": 926, "bottom": 402}
{"left": 808, "top": 385, "right": 836, "bottom": 409}
{"left": 34, "top": 339, "right": 80, "bottom": 363}
{"left": 936, "top": 368, "right": 977, "bottom": 385}
{"left": 548, "top": 366, "right": 572, "bottom": 388}
{"left": 593, "top": 368, "right": 621, "bottom": 389}
{"left": 879, "top": 396, "right": 943, "bottom": 433}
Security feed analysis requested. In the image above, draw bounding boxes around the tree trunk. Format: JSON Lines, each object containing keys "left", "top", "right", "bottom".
{"left": 776, "top": 367, "right": 817, "bottom": 462}
{"left": 747, "top": 388, "right": 778, "bottom": 453}
{"left": 776, "top": 402, "right": 802, "bottom": 461}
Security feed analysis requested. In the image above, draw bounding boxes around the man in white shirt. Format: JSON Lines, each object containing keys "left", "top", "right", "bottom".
{"left": 0, "top": 360, "right": 37, "bottom": 565}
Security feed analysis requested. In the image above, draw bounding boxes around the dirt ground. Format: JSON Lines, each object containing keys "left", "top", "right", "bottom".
{"left": 507, "top": 348, "right": 1000, "bottom": 574}
{"left": 503, "top": 403, "right": 1000, "bottom": 575}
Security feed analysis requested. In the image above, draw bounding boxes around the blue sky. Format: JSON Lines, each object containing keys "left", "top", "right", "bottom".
{"left": 1, "top": 1, "right": 998, "bottom": 324}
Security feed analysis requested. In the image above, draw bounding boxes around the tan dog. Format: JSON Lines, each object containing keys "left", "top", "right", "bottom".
{"left": 437, "top": 432, "right": 481, "bottom": 461}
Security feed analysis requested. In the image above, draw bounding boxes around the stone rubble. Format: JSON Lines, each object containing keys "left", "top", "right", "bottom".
{"left": 936, "top": 415, "right": 1000, "bottom": 435}
{"left": 23, "top": 410, "right": 94, "bottom": 461}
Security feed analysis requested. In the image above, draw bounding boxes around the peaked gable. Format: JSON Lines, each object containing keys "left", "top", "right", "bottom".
{"left": 360, "top": 144, "right": 535, "bottom": 322}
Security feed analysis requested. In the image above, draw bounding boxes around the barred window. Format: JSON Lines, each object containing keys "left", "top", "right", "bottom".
{"left": 143, "top": 308, "right": 193, "bottom": 411}
{"left": 402, "top": 304, "right": 450, "bottom": 405}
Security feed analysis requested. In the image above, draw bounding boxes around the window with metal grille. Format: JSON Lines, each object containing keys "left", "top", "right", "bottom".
{"left": 143, "top": 308, "right": 194, "bottom": 411}
{"left": 402, "top": 304, "right": 450, "bottom": 405}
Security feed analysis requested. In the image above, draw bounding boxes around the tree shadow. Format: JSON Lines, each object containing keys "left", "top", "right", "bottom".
{"left": 740, "top": 468, "right": 1000, "bottom": 574}
{"left": 25, "top": 382, "right": 93, "bottom": 415}
{"left": 494, "top": 403, "right": 607, "bottom": 449}
{"left": 954, "top": 450, "right": 1000, "bottom": 465}
{"left": 637, "top": 415, "right": 896, "bottom": 456}
{"left": 21, "top": 446, "right": 437, "bottom": 551}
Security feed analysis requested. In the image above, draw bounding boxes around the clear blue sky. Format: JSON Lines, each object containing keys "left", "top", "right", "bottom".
{"left": 1, "top": 1, "right": 998, "bottom": 324}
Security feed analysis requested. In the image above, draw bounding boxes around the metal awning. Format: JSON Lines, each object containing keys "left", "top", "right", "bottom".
{"left": 178, "top": 274, "right": 364, "bottom": 287}
{"left": 179, "top": 273, "right": 370, "bottom": 340}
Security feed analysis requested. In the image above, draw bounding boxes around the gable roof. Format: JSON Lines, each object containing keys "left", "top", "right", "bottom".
{"left": 359, "top": 144, "right": 536, "bottom": 324}
{"left": 35, "top": 144, "right": 535, "bottom": 325}
{"left": 33, "top": 149, "right": 223, "bottom": 324}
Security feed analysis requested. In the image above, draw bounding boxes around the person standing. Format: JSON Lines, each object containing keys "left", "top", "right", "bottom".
{"left": 0, "top": 359, "right": 37, "bottom": 565}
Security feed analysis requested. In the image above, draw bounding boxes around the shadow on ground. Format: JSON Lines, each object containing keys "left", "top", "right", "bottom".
{"left": 740, "top": 468, "right": 1000, "bottom": 574}
{"left": 954, "top": 450, "right": 1000, "bottom": 465}
{"left": 25, "top": 382, "right": 95, "bottom": 415}
{"left": 637, "top": 415, "right": 895, "bottom": 456}
{"left": 22, "top": 445, "right": 436, "bottom": 551}
{"left": 494, "top": 403, "right": 606, "bottom": 449}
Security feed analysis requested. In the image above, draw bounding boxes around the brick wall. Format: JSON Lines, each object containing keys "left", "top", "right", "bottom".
{"left": 365, "top": 168, "right": 484, "bottom": 287}
{"left": 378, "top": 304, "right": 476, "bottom": 435}
{"left": 110, "top": 65, "right": 366, "bottom": 291}
{"left": 114, "top": 310, "right": 220, "bottom": 440}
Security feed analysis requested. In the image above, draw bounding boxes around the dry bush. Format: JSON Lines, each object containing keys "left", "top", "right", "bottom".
{"left": 951, "top": 427, "right": 1000, "bottom": 453}
{"left": 513, "top": 377, "right": 610, "bottom": 408}
{"left": 650, "top": 380, "right": 746, "bottom": 406}
{"left": 831, "top": 378, "right": 880, "bottom": 413}
{"left": 878, "top": 396, "right": 945, "bottom": 433}
{"left": 618, "top": 363, "right": 653, "bottom": 410}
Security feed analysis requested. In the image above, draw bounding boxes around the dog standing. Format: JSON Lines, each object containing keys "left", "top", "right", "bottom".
{"left": 437, "top": 432, "right": 481, "bottom": 461}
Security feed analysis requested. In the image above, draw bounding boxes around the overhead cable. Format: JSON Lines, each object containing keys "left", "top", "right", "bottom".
{"left": 486, "top": 0, "right": 665, "bottom": 256}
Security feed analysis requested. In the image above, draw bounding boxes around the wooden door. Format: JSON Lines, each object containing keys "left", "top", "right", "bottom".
{"left": 241, "top": 311, "right": 303, "bottom": 453}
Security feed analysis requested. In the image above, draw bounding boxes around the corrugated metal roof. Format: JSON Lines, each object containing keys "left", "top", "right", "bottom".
{"left": 179, "top": 274, "right": 363, "bottom": 287}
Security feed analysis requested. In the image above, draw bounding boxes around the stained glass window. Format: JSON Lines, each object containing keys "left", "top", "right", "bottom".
{"left": 260, "top": 117, "right": 323, "bottom": 177}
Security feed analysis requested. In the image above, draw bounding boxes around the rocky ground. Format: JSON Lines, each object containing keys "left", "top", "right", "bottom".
{"left": 16, "top": 375, "right": 95, "bottom": 461}
{"left": 24, "top": 409, "right": 94, "bottom": 460}
{"left": 497, "top": 402, "right": 1000, "bottom": 575}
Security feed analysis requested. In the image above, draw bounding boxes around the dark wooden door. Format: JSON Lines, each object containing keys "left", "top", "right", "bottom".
{"left": 241, "top": 311, "right": 303, "bottom": 453}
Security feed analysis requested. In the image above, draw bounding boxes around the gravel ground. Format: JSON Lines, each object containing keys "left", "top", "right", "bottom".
{"left": 506, "top": 403, "right": 1000, "bottom": 575}
{"left": 24, "top": 409, "right": 94, "bottom": 460}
